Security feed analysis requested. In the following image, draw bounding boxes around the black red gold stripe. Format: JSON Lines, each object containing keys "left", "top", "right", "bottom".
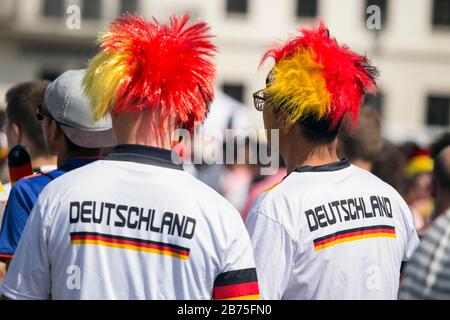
{"left": 70, "top": 232, "right": 190, "bottom": 260}
{"left": 313, "top": 225, "right": 396, "bottom": 251}
{"left": 10, "top": 163, "right": 33, "bottom": 185}
{"left": 213, "top": 268, "right": 260, "bottom": 300}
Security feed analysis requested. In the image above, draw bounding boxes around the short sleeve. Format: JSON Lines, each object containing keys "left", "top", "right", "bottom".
{"left": 212, "top": 220, "right": 260, "bottom": 300}
{"left": 246, "top": 212, "right": 295, "bottom": 300}
{"left": 0, "top": 193, "right": 52, "bottom": 300}
{"left": 0, "top": 181, "right": 38, "bottom": 257}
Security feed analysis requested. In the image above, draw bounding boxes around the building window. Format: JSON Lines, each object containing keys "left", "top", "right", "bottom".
{"left": 226, "top": 0, "right": 248, "bottom": 15}
{"left": 432, "top": 0, "right": 450, "bottom": 27}
{"left": 120, "top": 0, "right": 138, "bottom": 15}
{"left": 426, "top": 95, "right": 450, "bottom": 126}
{"left": 223, "top": 83, "right": 245, "bottom": 103}
{"left": 365, "top": 0, "right": 388, "bottom": 28}
{"left": 364, "top": 92, "right": 384, "bottom": 115}
{"left": 43, "top": 0, "right": 65, "bottom": 18}
{"left": 296, "top": 0, "right": 318, "bottom": 19}
{"left": 82, "top": 0, "right": 101, "bottom": 20}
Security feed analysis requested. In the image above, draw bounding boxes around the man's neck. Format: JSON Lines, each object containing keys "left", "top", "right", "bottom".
{"left": 57, "top": 151, "right": 101, "bottom": 167}
{"left": 283, "top": 141, "right": 340, "bottom": 174}
{"left": 112, "top": 110, "right": 174, "bottom": 150}
{"left": 32, "top": 155, "right": 57, "bottom": 171}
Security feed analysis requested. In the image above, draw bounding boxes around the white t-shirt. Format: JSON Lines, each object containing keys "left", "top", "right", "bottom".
{"left": 0, "top": 145, "right": 259, "bottom": 300}
{"left": 246, "top": 160, "right": 420, "bottom": 300}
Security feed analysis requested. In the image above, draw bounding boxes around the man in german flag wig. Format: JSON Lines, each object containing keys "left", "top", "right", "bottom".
{"left": 83, "top": 14, "right": 216, "bottom": 144}
{"left": 246, "top": 23, "right": 419, "bottom": 300}
{"left": 0, "top": 15, "right": 261, "bottom": 300}
{"left": 256, "top": 22, "right": 379, "bottom": 153}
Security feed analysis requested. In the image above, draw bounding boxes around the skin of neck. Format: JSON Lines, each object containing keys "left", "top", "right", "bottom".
{"left": 32, "top": 155, "right": 58, "bottom": 169}
{"left": 20, "top": 135, "right": 57, "bottom": 170}
{"left": 45, "top": 124, "right": 102, "bottom": 168}
{"left": 112, "top": 109, "right": 176, "bottom": 150}
{"left": 280, "top": 126, "right": 340, "bottom": 174}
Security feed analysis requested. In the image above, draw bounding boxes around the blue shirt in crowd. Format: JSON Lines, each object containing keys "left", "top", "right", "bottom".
{"left": 0, "top": 158, "right": 98, "bottom": 259}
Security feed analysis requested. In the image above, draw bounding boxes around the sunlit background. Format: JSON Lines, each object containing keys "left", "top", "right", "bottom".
{"left": 0, "top": 0, "right": 449, "bottom": 144}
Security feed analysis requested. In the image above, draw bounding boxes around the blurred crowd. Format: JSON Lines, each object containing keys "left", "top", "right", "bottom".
{"left": 0, "top": 77, "right": 449, "bottom": 299}
{"left": 191, "top": 103, "right": 450, "bottom": 239}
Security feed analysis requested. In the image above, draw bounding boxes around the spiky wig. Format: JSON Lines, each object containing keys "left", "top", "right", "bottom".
{"left": 261, "top": 22, "right": 379, "bottom": 130}
{"left": 83, "top": 14, "right": 217, "bottom": 131}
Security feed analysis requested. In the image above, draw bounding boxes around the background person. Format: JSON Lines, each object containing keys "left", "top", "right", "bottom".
{"left": 5, "top": 80, "right": 56, "bottom": 174}
{"left": 372, "top": 140, "right": 408, "bottom": 198}
{"left": 337, "top": 105, "right": 383, "bottom": 172}
{"left": 403, "top": 147, "right": 434, "bottom": 234}
{"left": 399, "top": 146, "right": 450, "bottom": 299}
{"left": 0, "top": 80, "right": 57, "bottom": 282}
{"left": 0, "top": 69, "right": 116, "bottom": 271}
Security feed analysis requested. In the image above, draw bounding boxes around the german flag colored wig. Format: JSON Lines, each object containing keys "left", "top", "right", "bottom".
{"left": 261, "top": 22, "right": 379, "bottom": 130}
{"left": 83, "top": 14, "right": 217, "bottom": 131}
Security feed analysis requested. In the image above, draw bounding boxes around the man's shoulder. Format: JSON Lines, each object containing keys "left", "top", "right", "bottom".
{"left": 247, "top": 181, "right": 292, "bottom": 226}
{"left": 176, "top": 170, "right": 241, "bottom": 214}
{"left": 46, "top": 160, "right": 102, "bottom": 183}
{"left": 36, "top": 161, "right": 103, "bottom": 199}
{"left": 349, "top": 164, "right": 395, "bottom": 187}
{"left": 11, "top": 170, "right": 65, "bottom": 197}
{"left": 350, "top": 165, "right": 408, "bottom": 204}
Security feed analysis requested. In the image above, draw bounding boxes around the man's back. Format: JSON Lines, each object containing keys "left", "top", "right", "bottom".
{"left": 1, "top": 146, "right": 259, "bottom": 299}
{"left": 247, "top": 160, "right": 419, "bottom": 299}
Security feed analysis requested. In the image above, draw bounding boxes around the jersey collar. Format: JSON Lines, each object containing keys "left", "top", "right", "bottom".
{"left": 106, "top": 144, "right": 183, "bottom": 171}
{"left": 60, "top": 158, "right": 100, "bottom": 171}
{"left": 293, "top": 159, "right": 350, "bottom": 173}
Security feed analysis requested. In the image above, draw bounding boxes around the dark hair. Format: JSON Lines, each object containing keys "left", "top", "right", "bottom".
{"left": 338, "top": 106, "right": 382, "bottom": 162}
{"left": 372, "top": 140, "right": 407, "bottom": 197}
{"left": 62, "top": 135, "right": 100, "bottom": 154}
{"left": 43, "top": 116, "right": 101, "bottom": 155}
{"left": 430, "top": 132, "right": 450, "bottom": 159}
{"left": 299, "top": 114, "right": 341, "bottom": 144}
{"left": 399, "top": 141, "right": 419, "bottom": 160}
{"left": 6, "top": 80, "right": 50, "bottom": 155}
{"left": 433, "top": 147, "right": 450, "bottom": 192}
{"left": 0, "top": 109, "right": 7, "bottom": 131}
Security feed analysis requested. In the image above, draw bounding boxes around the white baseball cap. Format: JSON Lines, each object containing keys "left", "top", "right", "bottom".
{"left": 44, "top": 69, "right": 116, "bottom": 148}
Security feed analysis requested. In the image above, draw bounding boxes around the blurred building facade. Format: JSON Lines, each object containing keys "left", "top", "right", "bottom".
{"left": 0, "top": 0, "right": 449, "bottom": 144}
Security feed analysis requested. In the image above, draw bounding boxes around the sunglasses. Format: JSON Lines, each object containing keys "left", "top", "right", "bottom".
{"left": 253, "top": 89, "right": 266, "bottom": 112}
{"left": 35, "top": 105, "right": 53, "bottom": 121}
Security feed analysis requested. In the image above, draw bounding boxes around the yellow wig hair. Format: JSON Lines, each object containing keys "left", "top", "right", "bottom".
{"left": 83, "top": 48, "right": 132, "bottom": 121}
{"left": 264, "top": 48, "right": 331, "bottom": 125}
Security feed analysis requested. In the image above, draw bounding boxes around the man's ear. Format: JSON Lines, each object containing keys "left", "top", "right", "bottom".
{"left": 6, "top": 122, "right": 20, "bottom": 147}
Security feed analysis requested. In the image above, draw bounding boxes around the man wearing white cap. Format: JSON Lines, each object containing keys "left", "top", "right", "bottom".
{"left": 0, "top": 69, "right": 116, "bottom": 270}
